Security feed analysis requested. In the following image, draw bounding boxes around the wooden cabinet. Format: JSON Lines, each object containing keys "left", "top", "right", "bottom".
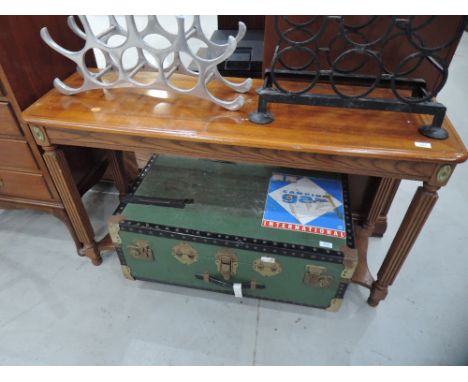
{"left": 0, "top": 138, "right": 37, "bottom": 170}
{"left": 0, "top": 169, "right": 53, "bottom": 201}
{"left": 0, "top": 102, "right": 23, "bottom": 137}
{"left": 0, "top": 16, "right": 118, "bottom": 254}
{"left": 0, "top": 62, "right": 69, "bottom": 230}
{"left": 0, "top": 65, "right": 57, "bottom": 203}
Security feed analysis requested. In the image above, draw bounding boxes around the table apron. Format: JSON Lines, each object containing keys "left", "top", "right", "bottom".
{"left": 42, "top": 127, "right": 439, "bottom": 181}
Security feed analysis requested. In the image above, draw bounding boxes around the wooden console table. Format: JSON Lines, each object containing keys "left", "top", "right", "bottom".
{"left": 22, "top": 72, "right": 467, "bottom": 307}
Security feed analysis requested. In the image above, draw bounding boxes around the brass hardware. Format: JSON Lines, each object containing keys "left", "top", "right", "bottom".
{"left": 31, "top": 126, "right": 45, "bottom": 143}
{"left": 340, "top": 246, "right": 358, "bottom": 280}
{"left": 253, "top": 258, "right": 282, "bottom": 277}
{"left": 326, "top": 298, "right": 342, "bottom": 312}
{"left": 304, "top": 265, "right": 333, "bottom": 288}
{"left": 202, "top": 272, "right": 209, "bottom": 282}
{"left": 108, "top": 224, "right": 121, "bottom": 245}
{"left": 127, "top": 240, "right": 154, "bottom": 261}
{"left": 172, "top": 242, "right": 198, "bottom": 265}
{"left": 436, "top": 165, "right": 452, "bottom": 184}
{"left": 215, "top": 249, "right": 238, "bottom": 280}
{"left": 250, "top": 280, "right": 257, "bottom": 290}
{"left": 121, "top": 265, "right": 134, "bottom": 280}
{"left": 107, "top": 214, "right": 126, "bottom": 246}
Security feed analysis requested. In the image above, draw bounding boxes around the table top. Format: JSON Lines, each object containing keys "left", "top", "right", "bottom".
{"left": 23, "top": 72, "right": 467, "bottom": 164}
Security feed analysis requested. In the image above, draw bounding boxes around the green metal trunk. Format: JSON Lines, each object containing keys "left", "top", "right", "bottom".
{"left": 109, "top": 155, "right": 357, "bottom": 311}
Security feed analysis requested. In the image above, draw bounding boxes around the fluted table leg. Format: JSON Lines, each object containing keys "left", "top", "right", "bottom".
{"left": 108, "top": 150, "right": 139, "bottom": 201}
{"left": 352, "top": 177, "right": 400, "bottom": 288}
{"left": 43, "top": 145, "right": 102, "bottom": 265}
{"left": 368, "top": 183, "right": 439, "bottom": 306}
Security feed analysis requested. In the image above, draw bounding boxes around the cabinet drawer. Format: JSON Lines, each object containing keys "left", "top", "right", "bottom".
{"left": 0, "top": 170, "right": 53, "bottom": 201}
{"left": 0, "top": 102, "right": 22, "bottom": 137}
{"left": 0, "top": 139, "right": 38, "bottom": 171}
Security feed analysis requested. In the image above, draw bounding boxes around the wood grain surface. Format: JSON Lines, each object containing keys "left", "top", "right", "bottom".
{"left": 0, "top": 169, "right": 53, "bottom": 201}
{"left": 0, "top": 102, "right": 22, "bottom": 137}
{"left": 37, "top": 126, "right": 440, "bottom": 181}
{"left": 0, "top": 15, "right": 96, "bottom": 110}
{"left": 0, "top": 138, "right": 38, "bottom": 171}
{"left": 23, "top": 73, "right": 468, "bottom": 165}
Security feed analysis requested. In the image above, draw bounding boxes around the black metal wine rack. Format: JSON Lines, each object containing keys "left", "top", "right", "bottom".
{"left": 249, "top": 16, "right": 467, "bottom": 140}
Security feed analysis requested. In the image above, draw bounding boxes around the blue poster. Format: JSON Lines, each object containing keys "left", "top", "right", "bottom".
{"left": 262, "top": 172, "right": 346, "bottom": 238}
